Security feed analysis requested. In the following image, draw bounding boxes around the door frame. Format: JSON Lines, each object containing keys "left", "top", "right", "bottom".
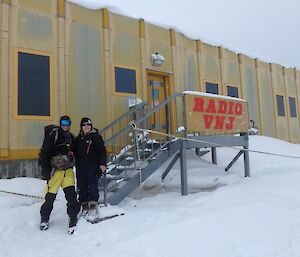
{"left": 146, "top": 70, "right": 174, "bottom": 134}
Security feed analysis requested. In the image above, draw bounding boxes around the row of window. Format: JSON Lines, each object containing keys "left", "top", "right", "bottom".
{"left": 205, "top": 82, "right": 239, "bottom": 98}
{"left": 15, "top": 50, "right": 298, "bottom": 119}
{"left": 276, "top": 95, "right": 297, "bottom": 118}
{"left": 16, "top": 50, "right": 137, "bottom": 117}
{"left": 206, "top": 82, "right": 298, "bottom": 118}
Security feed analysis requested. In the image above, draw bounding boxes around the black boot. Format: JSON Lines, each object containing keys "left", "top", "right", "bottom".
{"left": 68, "top": 216, "right": 77, "bottom": 235}
{"left": 40, "top": 219, "right": 49, "bottom": 231}
{"left": 81, "top": 202, "right": 89, "bottom": 217}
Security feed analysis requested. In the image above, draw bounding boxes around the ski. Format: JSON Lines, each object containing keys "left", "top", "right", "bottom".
{"left": 85, "top": 213, "right": 125, "bottom": 224}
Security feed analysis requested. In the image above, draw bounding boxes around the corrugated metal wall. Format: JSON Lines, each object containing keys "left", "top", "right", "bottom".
{"left": 1, "top": 0, "right": 300, "bottom": 168}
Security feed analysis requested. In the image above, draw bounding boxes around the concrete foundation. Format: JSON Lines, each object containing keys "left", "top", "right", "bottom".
{"left": 0, "top": 160, "right": 40, "bottom": 179}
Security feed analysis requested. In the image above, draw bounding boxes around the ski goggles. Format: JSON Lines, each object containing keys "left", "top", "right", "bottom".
{"left": 60, "top": 119, "right": 71, "bottom": 126}
{"left": 82, "top": 122, "right": 92, "bottom": 127}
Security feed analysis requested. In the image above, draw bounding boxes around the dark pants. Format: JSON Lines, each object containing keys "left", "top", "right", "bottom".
{"left": 76, "top": 165, "right": 99, "bottom": 203}
{"left": 40, "top": 186, "right": 80, "bottom": 222}
{"left": 40, "top": 169, "right": 80, "bottom": 222}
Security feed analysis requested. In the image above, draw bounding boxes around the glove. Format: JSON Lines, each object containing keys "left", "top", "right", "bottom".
{"left": 41, "top": 166, "right": 52, "bottom": 181}
{"left": 97, "top": 165, "right": 107, "bottom": 178}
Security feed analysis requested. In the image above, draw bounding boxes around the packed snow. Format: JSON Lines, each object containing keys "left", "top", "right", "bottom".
{"left": 1, "top": 135, "right": 300, "bottom": 257}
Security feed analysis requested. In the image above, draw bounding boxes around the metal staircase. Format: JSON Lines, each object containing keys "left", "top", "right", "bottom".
{"left": 98, "top": 93, "right": 185, "bottom": 205}
{"left": 97, "top": 92, "right": 250, "bottom": 205}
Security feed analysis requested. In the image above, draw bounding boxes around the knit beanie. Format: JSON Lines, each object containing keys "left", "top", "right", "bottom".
{"left": 80, "top": 117, "right": 92, "bottom": 127}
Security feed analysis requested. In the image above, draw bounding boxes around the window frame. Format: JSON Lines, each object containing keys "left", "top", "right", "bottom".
{"left": 113, "top": 65, "right": 138, "bottom": 96}
{"left": 288, "top": 96, "right": 297, "bottom": 118}
{"left": 204, "top": 80, "right": 219, "bottom": 95}
{"left": 276, "top": 94, "right": 285, "bottom": 117}
{"left": 226, "top": 85, "right": 239, "bottom": 98}
{"left": 13, "top": 48, "right": 54, "bottom": 120}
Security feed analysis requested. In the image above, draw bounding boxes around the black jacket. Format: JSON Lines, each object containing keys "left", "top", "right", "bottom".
{"left": 39, "top": 128, "right": 75, "bottom": 168}
{"left": 74, "top": 128, "right": 107, "bottom": 169}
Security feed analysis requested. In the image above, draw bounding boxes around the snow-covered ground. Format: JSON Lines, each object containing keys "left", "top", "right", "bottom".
{"left": 1, "top": 135, "right": 300, "bottom": 257}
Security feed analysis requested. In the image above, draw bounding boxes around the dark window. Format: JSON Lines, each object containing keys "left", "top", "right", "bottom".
{"left": 205, "top": 82, "right": 218, "bottom": 94}
{"left": 276, "top": 95, "right": 285, "bottom": 117}
{"left": 288, "top": 97, "right": 297, "bottom": 117}
{"left": 227, "top": 86, "right": 239, "bottom": 98}
{"left": 18, "top": 52, "right": 50, "bottom": 116}
{"left": 115, "top": 67, "right": 136, "bottom": 94}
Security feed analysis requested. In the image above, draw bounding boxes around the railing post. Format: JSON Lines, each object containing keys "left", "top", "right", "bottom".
{"left": 211, "top": 147, "right": 217, "bottom": 164}
{"left": 243, "top": 133, "right": 250, "bottom": 177}
{"left": 180, "top": 94, "right": 188, "bottom": 196}
{"left": 182, "top": 94, "right": 187, "bottom": 138}
{"left": 180, "top": 140, "right": 188, "bottom": 195}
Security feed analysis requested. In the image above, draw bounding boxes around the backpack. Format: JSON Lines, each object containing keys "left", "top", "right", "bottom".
{"left": 38, "top": 125, "right": 59, "bottom": 166}
{"left": 43, "top": 125, "right": 59, "bottom": 145}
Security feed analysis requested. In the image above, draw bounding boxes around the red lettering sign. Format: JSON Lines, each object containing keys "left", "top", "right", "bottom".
{"left": 190, "top": 95, "right": 246, "bottom": 132}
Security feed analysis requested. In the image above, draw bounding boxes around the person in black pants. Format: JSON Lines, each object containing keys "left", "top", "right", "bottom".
{"left": 74, "top": 117, "right": 107, "bottom": 216}
{"left": 39, "top": 115, "right": 80, "bottom": 232}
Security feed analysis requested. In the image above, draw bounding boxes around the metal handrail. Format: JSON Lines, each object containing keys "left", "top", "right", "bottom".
{"left": 134, "top": 93, "right": 183, "bottom": 127}
{"left": 99, "top": 102, "right": 147, "bottom": 135}
{"left": 103, "top": 93, "right": 183, "bottom": 145}
{"left": 100, "top": 93, "right": 185, "bottom": 205}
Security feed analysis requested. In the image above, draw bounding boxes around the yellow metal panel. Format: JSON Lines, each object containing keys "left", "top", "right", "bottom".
{"left": 67, "top": 1, "right": 102, "bottom": 26}
{"left": 220, "top": 48, "right": 240, "bottom": 95}
{"left": 112, "top": 31, "right": 140, "bottom": 64}
{"left": 102, "top": 8, "right": 109, "bottom": 29}
{"left": 145, "top": 22, "right": 171, "bottom": 44}
{"left": 18, "top": 0, "right": 53, "bottom": 13}
{"left": 172, "top": 41, "right": 199, "bottom": 92}
{"left": 57, "top": 0, "right": 65, "bottom": 17}
{"left": 284, "top": 67, "right": 299, "bottom": 142}
{"left": 270, "top": 64, "right": 289, "bottom": 140}
{"left": 256, "top": 59, "right": 276, "bottom": 137}
{"left": 2, "top": 3, "right": 9, "bottom": 31}
{"left": 270, "top": 64, "right": 285, "bottom": 94}
{"left": 0, "top": 2, "right": 9, "bottom": 157}
{"left": 67, "top": 21, "right": 106, "bottom": 130}
{"left": 0, "top": 149, "right": 9, "bottom": 158}
{"left": 139, "top": 18, "right": 145, "bottom": 38}
{"left": 147, "top": 41, "right": 172, "bottom": 72}
{"left": 143, "top": 22, "right": 173, "bottom": 72}
{"left": 169, "top": 29, "right": 176, "bottom": 46}
{"left": 201, "top": 43, "right": 222, "bottom": 85}
{"left": 16, "top": 8, "right": 54, "bottom": 51}
{"left": 238, "top": 54, "right": 261, "bottom": 129}
{"left": 111, "top": 12, "right": 138, "bottom": 35}
{"left": 196, "top": 40, "right": 202, "bottom": 53}
{"left": 0, "top": 149, "right": 40, "bottom": 160}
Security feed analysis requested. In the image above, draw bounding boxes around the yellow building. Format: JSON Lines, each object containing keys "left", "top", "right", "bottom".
{"left": 0, "top": 0, "right": 299, "bottom": 177}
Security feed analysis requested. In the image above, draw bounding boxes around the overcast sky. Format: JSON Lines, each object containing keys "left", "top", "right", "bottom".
{"left": 68, "top": 0, "right": 300, "bottom": 69}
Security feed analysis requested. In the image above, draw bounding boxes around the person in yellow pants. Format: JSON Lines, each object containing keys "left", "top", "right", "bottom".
{"left": 39, "top": 116, "right": 80, "bottom": 233}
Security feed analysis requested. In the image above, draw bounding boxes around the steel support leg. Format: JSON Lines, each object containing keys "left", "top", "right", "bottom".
{"left": 161, "top": 153, "right": 180, "bottom": 182}
{"left": 225, "top": 150, "right": 244, "bottom": 172}
{"left": 212, "top": 147, "right": 217, "bottom": 164}
{"left": 244, "top": 145, "right": 250, "bottom": 177}
{"left": 180, "top": 141, "right": 188, "bottom": 195}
